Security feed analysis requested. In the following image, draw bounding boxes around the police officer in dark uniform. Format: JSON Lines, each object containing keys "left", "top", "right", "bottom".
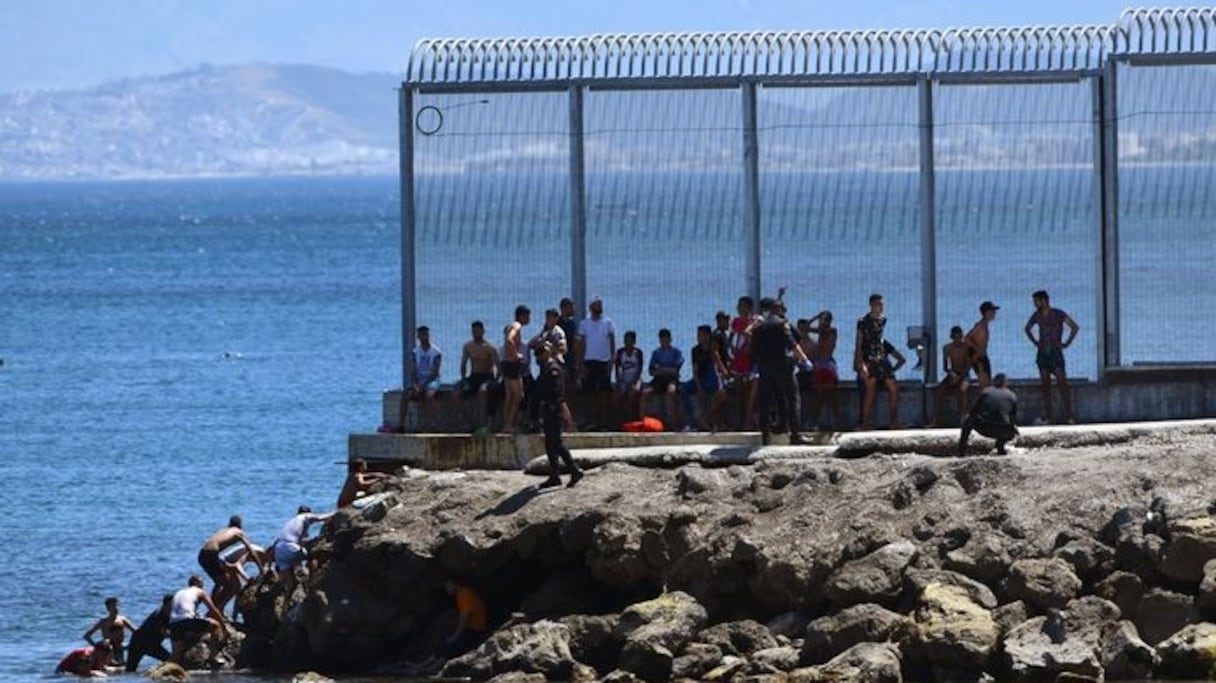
{"left": 748, "top": 297, "right": 814, "bottom": 446}
{"left": 959, "top": 373, "right": 1020, "bottom": 456}
{"left": 534, "top": 341, "right": 584, "bottom": 488}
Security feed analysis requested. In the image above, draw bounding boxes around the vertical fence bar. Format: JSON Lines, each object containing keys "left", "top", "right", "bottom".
{"left": 568, "top": 86, "right": 588, "bottom": 313}
{"left": 1098, "top": 62, "right": 1120, "bottom": 373}
{"left": 918, "top": 76, "right": 938, "bottom": 382}
{"left": 398, "top": 86, "right": 417, "bottom": 389}
{"left": 741, "top": 82, "right": 762, "bottom": 301}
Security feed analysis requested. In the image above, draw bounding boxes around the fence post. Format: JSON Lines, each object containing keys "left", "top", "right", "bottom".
{"left": 1098, "top": 61, "right": 1121, "bottom": 374}
{"left": 742, "top": 81, "right": 762, "bottom": 302}
{"left": 398, "top": 86, "right": 417, "bottom": 389}
{"left": 918, "top": 75, "right": 938, "bottom": 383}
{"left": 569, "top": 85, "right": 588, "bottom": 314}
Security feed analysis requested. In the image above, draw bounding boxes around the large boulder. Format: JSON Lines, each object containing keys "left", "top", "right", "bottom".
{"left": 1156, "top": 622, "right": 1216, "bottom": 679}
{"left": 906, "top": 582, "right": 999, "bottom": 669}
{"left": 1135, "top": 587, "right": 1196, "bottom": 645}
{"left": 802, "top": 603, "right": 908, "bottom": 665}
{"left": 441, "top": 620, "right": 579, "bottom": 680}
{"left": 1001, "top": 597, "right": 1123, "bottom": 682}
{"left": 1198, "top": 558, "right": 1216, "bottom": 613}
{"left": 1052, "top": 535, "right": 1116, "bottom": 584}
{"left": 904, "top": 568, "right": 998, "bottom": 609}
{"left": 943, "top": 532, "right": 1014, "bottom": 584}
{"left": 558, "top": 614, "right": 621, "bottom": 672}
{"left": 697, "top": 619, "right": 778, "bottom": 656}
{"left": 615, "top": 591, "right": 708, "bottom": 680}
{"left": 1158, "top": 518, "right": 1216, "bottom": 584}
{"left": 1003, "top": 616, "right": 1103, "bottom": 682}
{"left": 789, "top": 642, "right": 903, "bottom": 683}
{"left": 1097, "top": 620, "right": 1159, "bottom": 680}
{"left": 1002, "top": 558, "right": 1082, "bottom": 612}
{"left": 670, "top": 642, "right": 723, "bottom": 679}
{"left": 748, "top": 645, "right": 802, "bottom": 674}
{"left": 1093, "top": 570, "right": 1145, "bottom": 621}
{"left": 825, "top": 540, "right": 918, "bottom": 606}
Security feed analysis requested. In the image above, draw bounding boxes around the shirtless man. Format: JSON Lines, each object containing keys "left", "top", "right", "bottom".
{"left": 806, "top": 310, "right": 840, "bottom": 431}
{"left": 83, "top": 597, "right": 136, "bottom": 666}
{"left": 198, "top": 515, "right": 258, "bottom": 618}
{"left": 500, "top": 305, "right": 530, "bottom": 433}
{"left": 965, "top": 301, "right": 999, "bottom": 387}
{"left": 458, "top": 320, "right": 499, "bottom": 431}
{"left": 1024, "top": 289, "right": 1080, "bottom": 424}
{"left": 337, "top": 457, "right": 391, "bottom": 508}
{"left": 930, "top": 326, "right": 972, "bottom": 427}
{"left": 795, "top": 319, "right": 817, "bottom": 429}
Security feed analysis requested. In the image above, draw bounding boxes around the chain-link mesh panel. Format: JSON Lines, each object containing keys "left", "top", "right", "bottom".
{"left": 934, "top": 81, "right": 1098, "bottom": 381}
{"left": 413, "top": 91, "right": 571, "bottom": 379}
{"left": 582, "top": 88, "right": 745, "bottom": 373}
{"left": 1117, "top": 63, "right": 1216, "bottom": 364}
{"left": 758, "top": 85, "right": 922, "bottom": 378}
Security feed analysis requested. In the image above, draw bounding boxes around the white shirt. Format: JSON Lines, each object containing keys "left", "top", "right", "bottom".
{"left": 278, "top": 512, "right": 322, "bottom": 546}
{"left": 412, "top": 344, "right": 441, "bottom": 382}
{"left": 170, "top": 586, "right": 204, "bottom": 623}
{"left": 578, "top": 316, "right": 616, "bottom": 362}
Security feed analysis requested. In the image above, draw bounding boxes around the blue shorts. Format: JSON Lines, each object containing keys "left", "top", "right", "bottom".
{"left": 413, "top": 379, "right": 441, "bottom": 394}
{"left": 273, "top": 542, "right": 307, "bottom": 573}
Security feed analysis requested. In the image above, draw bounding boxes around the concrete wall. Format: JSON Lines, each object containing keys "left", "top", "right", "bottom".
{"left": 378, "top": 368, "right": 1216, "bottom": 434}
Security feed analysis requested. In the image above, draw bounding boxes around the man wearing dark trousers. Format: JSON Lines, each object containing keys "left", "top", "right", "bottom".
{"left": 748, "top": 297, "right": 814, "bottom": 446}
{"left": 535, "top": 342, "right": 583, "bottom": 488}
{"left": 959, "top": 373, "right": 1020, "bottom": 455}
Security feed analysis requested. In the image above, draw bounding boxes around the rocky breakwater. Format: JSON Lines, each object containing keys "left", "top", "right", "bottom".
{"left": 237, "top": 428, "right": 1216, "bottom": 681}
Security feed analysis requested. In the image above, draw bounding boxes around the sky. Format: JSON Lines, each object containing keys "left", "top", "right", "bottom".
{"left": 0, "top": 0, "right": 1142, "bottom": 93}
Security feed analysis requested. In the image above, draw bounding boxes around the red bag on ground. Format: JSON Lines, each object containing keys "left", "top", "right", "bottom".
{"left": 623, "top": 416, "right": 665, "bottom": 432}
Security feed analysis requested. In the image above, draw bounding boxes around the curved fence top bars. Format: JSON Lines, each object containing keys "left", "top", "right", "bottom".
{"left": 405, "top": 8, "right": 1215, "bottom": 85}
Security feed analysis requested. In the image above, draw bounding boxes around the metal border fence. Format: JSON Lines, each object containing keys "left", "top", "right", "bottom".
{"left": 397, "top": 8, "right": 1216, "bottom": 386}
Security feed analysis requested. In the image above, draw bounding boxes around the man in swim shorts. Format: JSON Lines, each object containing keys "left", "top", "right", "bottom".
{"left": 965, "top": 301, "right": 999, "bottom": 387}
{"left": 458, "top": 320, "right": 498, "bottom": 431}
{"left": 1024, "top": 289, "right": 1079, "bottom": 424}
{"left": 801, "top": 310, "right": 839, "bottom": 431}
{"left": 198, "top": 515, "right": 258, "bottom": 618}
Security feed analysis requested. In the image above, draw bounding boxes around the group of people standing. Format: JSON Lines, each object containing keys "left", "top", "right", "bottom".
{"left": 398, "top": 287, "right": 1081, "bottom": 437}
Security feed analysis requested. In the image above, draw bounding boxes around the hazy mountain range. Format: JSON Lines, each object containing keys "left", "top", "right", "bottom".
{"left": 0, "top": 64, "right": 400, "bottom": 180}
{"left": 1, "top": 63, "right": 1212, "bottom": 180}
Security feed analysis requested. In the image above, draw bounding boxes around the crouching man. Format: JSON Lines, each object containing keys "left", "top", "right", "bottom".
{"left": 959, "top": 373, "right": 1019, "bottom": 456}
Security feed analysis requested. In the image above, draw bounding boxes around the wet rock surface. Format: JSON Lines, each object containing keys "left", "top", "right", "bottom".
{"left": 230, "top": 428, "right": 1216, "bottom": 680}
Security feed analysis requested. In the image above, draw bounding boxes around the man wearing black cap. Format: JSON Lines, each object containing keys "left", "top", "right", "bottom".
{"left": 748, "top": 297, "right": 814, "bottom": 445}
{"left": 965, "top": 301, "right": 1000, "bottom": 387}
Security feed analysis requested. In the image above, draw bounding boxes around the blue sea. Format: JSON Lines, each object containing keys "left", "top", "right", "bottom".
{"left": 0, "top": 171, "right": 1208, "bottom": 681}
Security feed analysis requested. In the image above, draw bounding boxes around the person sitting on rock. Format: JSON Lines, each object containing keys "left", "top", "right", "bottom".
{"left": 337, "top": 458, "right": 391, "bottom": 508}
{"left": 167, "top": 575, "right": 230, "bottom": 665}
{"left": 958, "top": 373, "right": 1019, "bottom": 456}
{"left": 443, "top": 579, "right": 487, "bottom": 655}
{"left": 55, "top": 640, "right": 116, "bottom": 677}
